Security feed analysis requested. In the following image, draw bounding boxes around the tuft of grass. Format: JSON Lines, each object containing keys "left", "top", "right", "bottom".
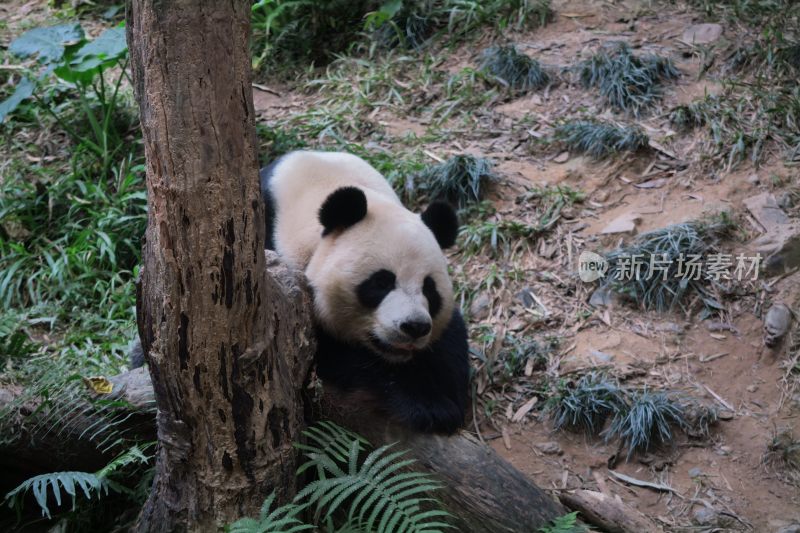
{"left": 250, "top": 0, "right": 374, "bottom": 74}
{"left": 669, "top": 99, "right": 713, "bottom": 131}
{"left": 371, "top": 0, "right": 553, "bottom": 49}
{"left": 497, "top": 335, "right": 555, "bottom": 381}
{"left": 605, "top": 389, "right": 687, "bottom": 459}
{"left": 459, "top": 218, "right": 540, "bottom": 258}
{"left": 602, "top": 220, "right": 731, "bottom": 314}
{"left": 256, "top": 123, "right": 308, "bottom": 166}
{"left": 670, "top": 84, "right": 800, "bottom": 169}
{"left": 480, "top": 44, "right": 549, "bottom": 94}
{"left": 416, "top": 154, "right": 498, "bottom": 207}
{"left": 763, "top": 427, "right": 800, "bottom": 485}
{"left": 682, "top": 401, "right": 719, "bottom": 439}
{"left": 251, "top": 0, "right": 554, "bottom": 74}
{"left": 0, "top": 158, "right": 146, "bottom": 312}
{"left": 688, "top": 0, "right": 800, "bottom": 27}
{"left": 577, "top": 42, "right": 679, "bottom": 116}
{"left": 548, "top": 372, "right": 626, "bottom": 435}
{"left": 555, "top": 120, "right": 649, "bottom": 159}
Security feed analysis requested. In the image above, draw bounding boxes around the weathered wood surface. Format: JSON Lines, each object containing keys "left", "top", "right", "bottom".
{"left": 127, "top": 0, "right": 315, "bottom": 529}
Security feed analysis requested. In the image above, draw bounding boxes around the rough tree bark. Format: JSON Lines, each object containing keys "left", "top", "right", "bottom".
{"left": 126, "top": 1, "right": 314, "bottom": 531}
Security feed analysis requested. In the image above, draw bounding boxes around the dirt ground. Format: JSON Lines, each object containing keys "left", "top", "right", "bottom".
{"left": 251, "top": 1, "right": 800, "bottom": 530}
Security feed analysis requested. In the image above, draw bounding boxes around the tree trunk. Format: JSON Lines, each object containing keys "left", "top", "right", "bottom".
{"left": 126, "top": 2, "right": 314, "bottom": 531}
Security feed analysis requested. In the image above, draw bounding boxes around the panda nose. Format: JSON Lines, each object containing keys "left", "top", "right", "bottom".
{"left": 400, "top": 320, "right": 431, "bottom": 339}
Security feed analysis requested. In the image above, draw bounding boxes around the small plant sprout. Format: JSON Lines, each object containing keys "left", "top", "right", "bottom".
{"left": 417, "top": 154, "right": 498, "bottom": 207}
{"left": 577, "top": 42, "right": 679, "bottom": 116}
{"left": 555, "top": 120, "right": 649, "bottom": 160}
{"left": 480, "top": 44, "right": 549, "bottom": 94}
{"left": 605, "top": 389, "right": 687, "bottom": 459}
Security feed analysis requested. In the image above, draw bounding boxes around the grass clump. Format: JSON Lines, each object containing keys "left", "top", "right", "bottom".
{"left": 416, "top": 154, "right": 498, "bottom": 207}
{"left": 548, "top": 373, "right": 626, "bottom": 435}
{"left": 671, "top": 84, "right": 800, "bottom": 169}
{"left": 496, "top": 335, "right": 555, "bottom": 381}
{"left": 669, "top": 98, "right": 714, "bottom": 131}
{"left": 605, "top": 389, "right": 687, "bottom": 459}
{"left": 555, "top": 120, "right": 649, "bottom": 159}
{"left": 459, "top": 218, "right": 540, "bottom": 257}
{"left": 602, "top": 220, "right": 730, "bottom": 314}
{"left": 480, "top": 44, "right": 549, "bottom": 94}
{"left": 251, "top": 0, "right": 554, "bottom": 74}
{"left": 251, "top": 0, "right": 374, "bottom": 74}
{"left": 578, "top": 42, "right": 679, "bottom": 116}
{"left": 763, "top": 427, "right": 800, "bottom": 485}
{"left": 256, "top": 123, "right": 308, "bottom": 165}
{"left": 371, "top": 0, "right": 554, "bottom": 49}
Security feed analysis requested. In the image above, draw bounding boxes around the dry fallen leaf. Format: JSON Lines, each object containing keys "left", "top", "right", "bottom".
{"left": 553, "top": 151, "right": 570, "bottom": 163}
{"left": 512, "top": 397, "right": 538, "bottom": 422}
{"left": 502, "top": 426, "right": 512, "bottom": 450}
{"left": 83, "top": 376, "right": 113, "bottom": 394}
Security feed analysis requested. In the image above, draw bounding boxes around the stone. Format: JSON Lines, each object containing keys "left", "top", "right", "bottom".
{"left": 535, "top": 441, "right": 562, "bottom": 455}
{"left": 469, "top": 293, "right": 491, "bottom": 321}
{"left": 764, "top": 303, "right": 792, "bottom": 348}
{"left": 600, "top": 212, "right": 641, "bottom": 234}
{"left": 746, "top": 221, "right": 800, "bottom": 277}
{"left": 681, "top": 23, "right": 723, "bottom": 45}
{"left": 744, "top": 192, "right": 790, "bottom": 231}
{"left": 692, "top": 507, "right": 718, "bottom": 526}
{"left": 589, "top": 286, "right": 616, "bottom": 307}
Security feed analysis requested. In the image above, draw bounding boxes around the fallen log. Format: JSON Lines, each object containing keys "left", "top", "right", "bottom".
{"left": 559, "top": 489, "right": 663, "bottom": 533}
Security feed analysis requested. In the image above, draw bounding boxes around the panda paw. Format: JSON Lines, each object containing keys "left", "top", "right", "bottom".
{"left": 390, "top": 396, "right": 464, "bottom": 435}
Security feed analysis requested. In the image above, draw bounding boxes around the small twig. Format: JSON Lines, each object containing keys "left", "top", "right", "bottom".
{"left": 699, "top": 352, "right": 728, "bottom": 363}
{"left": 608, "top": 471, "right": 681, "bottom": 495}
{"left": 703, "top": 384, "right": 734, "bottom": 411}
{"left": 252, "top": 83, "right": 281, "bottom": 96}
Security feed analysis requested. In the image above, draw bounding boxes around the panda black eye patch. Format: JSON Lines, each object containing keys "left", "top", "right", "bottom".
{"left": 357, "top": 269, "right": 396, "bottom": 308}
{"left": 423, "top": 276, "right": 442, "bottom": 317}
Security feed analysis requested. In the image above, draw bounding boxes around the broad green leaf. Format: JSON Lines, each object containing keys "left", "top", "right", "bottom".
{"left": 70, "top": 27, "right": 128, "bottom": 73}
{"left": 9, "top": 23, "right": 85, "bottom": 64}
{"left": 0, "top": 77, "right": 35, "bottom": 123}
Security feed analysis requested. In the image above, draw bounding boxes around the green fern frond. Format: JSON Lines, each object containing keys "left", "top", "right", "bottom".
{"left": 227, "top": 492, "right": 313, "bottom": 533}
{"left": 3, "top": 442, "right": 154, "bottom": 520}
{"left": 295, "top": 422, "right": 452, "bottom": 533}
{"left": 538, "top": 511, "right": 589, "bottom": 532}
{"left": 4, "top": 471, "right": 109, "bottom": 519}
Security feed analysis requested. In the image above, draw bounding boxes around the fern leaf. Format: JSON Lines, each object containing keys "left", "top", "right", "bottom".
{"left": 4, "top": 471, "right": 108, "bottom": 519}
{"left": 226, "top": 492, "right": 312, "bottom": 533}
{"left": 294, "top": 422, "right": 452, "bottom": 533}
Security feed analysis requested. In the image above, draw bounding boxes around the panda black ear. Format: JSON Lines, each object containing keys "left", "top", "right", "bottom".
{"left": 319, "top": 186, "right": 368, "bottom": 236}
{"left": 421, "top": 201, "right": 458, "bottom": 249}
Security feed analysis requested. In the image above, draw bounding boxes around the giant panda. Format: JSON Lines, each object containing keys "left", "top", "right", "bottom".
{"left": 260, "top": 150, "right": 469, "bottom": 434}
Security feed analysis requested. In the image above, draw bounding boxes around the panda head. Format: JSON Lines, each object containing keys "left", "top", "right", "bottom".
{"left": 306, "top": 186, "right": 459, "bottom": 364}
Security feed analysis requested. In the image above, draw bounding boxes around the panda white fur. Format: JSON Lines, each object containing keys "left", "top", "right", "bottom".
{"left": 260, "top": 150, "right": 469, "bottom": 434}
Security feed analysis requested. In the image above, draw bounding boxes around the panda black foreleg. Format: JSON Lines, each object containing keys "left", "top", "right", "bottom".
{"left": 383, "top": 311, "right": 470, "bottom": 434}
